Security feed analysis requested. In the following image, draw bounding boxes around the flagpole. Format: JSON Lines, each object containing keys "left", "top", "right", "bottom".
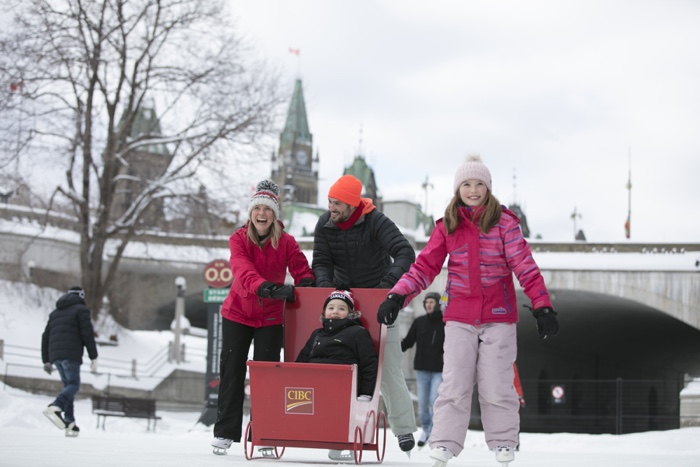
{"left": 625, "top": 148, "right": 632, "bottom": 239}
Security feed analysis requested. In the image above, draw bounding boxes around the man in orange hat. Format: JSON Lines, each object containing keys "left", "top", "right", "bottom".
{"left": 313, "top": 174, "right": 417, "bottom": 458}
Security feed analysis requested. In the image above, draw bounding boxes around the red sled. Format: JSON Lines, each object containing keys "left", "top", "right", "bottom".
{"left": 245, "top": 287, "right": 388, "bottom": 464}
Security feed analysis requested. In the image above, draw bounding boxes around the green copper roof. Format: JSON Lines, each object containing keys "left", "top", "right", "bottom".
{"left": 344, "top": 156, "right": 375, "bottom": 187}
{"left": 280, "top": 79, "right": 312, "bottom": 147}
{"left": 119, "top": 105, "right": 170, "bottom": 156}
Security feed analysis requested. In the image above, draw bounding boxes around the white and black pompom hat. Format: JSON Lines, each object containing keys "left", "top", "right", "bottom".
{"left": 248, "top": 180, "right": 280, "bottom": 219}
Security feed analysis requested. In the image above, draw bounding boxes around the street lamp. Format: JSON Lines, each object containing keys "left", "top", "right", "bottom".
{"left": 172, "top": 276, "right": 186, "bottom": 363}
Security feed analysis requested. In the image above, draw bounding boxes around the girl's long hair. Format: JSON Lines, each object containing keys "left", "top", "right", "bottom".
{"left": 246, "top": 218, "right": 282, "bottom": 249}
{"left": 443, "top": 190, "right": 502, "bottom": 234}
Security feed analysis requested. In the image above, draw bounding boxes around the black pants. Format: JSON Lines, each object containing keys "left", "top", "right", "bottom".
{"left": 213, "top": 318, "right": 283, "bottom": 442}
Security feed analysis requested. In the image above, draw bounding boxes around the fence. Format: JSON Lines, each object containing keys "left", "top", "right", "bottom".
{"left": 405, "top": 377, "right": 691, "bottom": 435}
{"left": 1, "top": 339, "right": 207, "bottom": 382}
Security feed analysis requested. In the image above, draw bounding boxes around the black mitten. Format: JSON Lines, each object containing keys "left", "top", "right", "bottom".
{"left": 257, "top": 282, "right": 296, "bottom": 302}
{"left": 524, "top": 305, "right": 558, "bottom": 339}
{"left": 297, "top": 277, "right": 316, "bottom": 287}
{"left": 377, "top": 293, "right": 405, "bottom": 325}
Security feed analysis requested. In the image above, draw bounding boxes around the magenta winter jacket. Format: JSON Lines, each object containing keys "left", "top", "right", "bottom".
{"left": 221, "top": 222, "right": 314, "bottom": 328}
{"left": 391, "top": 206, "right": 551, "bottom": 325}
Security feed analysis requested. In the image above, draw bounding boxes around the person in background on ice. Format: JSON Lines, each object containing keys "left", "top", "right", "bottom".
{"left": 211, "top": 179, "right": 315, "bottom": 456}
{"left": 41, "top": 286, "right": 98, "bottom": 438}
{"left": 296, "top": 289, "right": 378, "bottom": 399}
{"left": 312, "top": 174, "right": 418, "bottom": 457}
{"left": 376, "top": 155, "right": 559, "bottom": 467}
{"left": 400, "top": 291, "right": 445, "bottom": 448}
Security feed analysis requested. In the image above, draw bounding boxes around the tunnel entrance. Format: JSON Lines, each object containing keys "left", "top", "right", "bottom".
{"left": 469, "top": 289, "right": 700, "bottom": 434}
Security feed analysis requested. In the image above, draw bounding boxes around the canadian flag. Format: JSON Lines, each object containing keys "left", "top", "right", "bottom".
{"left": 288, "top": 48, "right": 300, "bottom": 56}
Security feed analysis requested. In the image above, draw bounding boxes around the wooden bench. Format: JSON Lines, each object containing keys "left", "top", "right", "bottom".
{"left": 92, "top": 395, "right": 162, "bottom": 431}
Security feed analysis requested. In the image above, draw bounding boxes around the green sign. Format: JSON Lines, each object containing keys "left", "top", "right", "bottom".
{"left": 203, "top": 288, "right": 229, "bottom": 303}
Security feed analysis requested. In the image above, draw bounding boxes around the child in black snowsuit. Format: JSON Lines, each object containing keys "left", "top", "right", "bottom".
{"left": 296, "top": 289, "right": 378, "bottom": 398}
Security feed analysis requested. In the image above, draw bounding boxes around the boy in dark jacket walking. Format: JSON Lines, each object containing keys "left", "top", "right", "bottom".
{"left": 296, "top": 289, "right": 378, "bottom": 398}
{"left": 41, "top": 286, "right": 98, "bottom": 437}
{"left": 401, "top": 291, "right": 445, "bottom": 447}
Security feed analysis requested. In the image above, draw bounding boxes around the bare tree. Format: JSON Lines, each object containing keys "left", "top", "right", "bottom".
{"left": 0, "top": 0, "right": 283, "bottom": 318}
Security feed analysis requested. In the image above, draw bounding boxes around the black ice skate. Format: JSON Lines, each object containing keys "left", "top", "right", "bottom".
{"left": 42, "top": 405, "right": 67, "bottom": 430}
{"left": 65, "top": 422, "right": 80, "bottom": 438}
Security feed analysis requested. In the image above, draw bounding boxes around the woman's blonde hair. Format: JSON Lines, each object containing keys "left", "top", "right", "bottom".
{"left": 246, "top": 218, "right": 282, "bottom": 249}
{"left": 443, "top": 190, "right": 502, "bottom": 235}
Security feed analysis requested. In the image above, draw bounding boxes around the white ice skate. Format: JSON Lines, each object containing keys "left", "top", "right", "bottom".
{"left": 211, "top": 437, "right": 232, "bottom": 455}
{"left": 430, "top": 446, "right": 454, "bottom": 467}
{"left": 417, "top": 431, "right": 429, "bottom": 448}
{"left": 42, "top": 405, "right": 67, "bottom": 430}
{"left": 257, "top": 446, "right": 277, "bottom": 458}
{"left": 65, "top": 422, "right": 80, "bottom": 438}
{"left": 494, "top": 445, "right": 515, "bottom": 466}
{"left": 328, "top": 449, "right": 354, "bottom": 461}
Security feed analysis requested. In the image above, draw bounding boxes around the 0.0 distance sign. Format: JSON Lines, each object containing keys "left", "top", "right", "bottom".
{"left": 203, "top": 259, "right": 233, "bottom": 288}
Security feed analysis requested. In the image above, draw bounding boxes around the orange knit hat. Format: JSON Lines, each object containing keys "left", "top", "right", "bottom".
{"left": 328, "top": 175, "right": 362, "bottom": 207}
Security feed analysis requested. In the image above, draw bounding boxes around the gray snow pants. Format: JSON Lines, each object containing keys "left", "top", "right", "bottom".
{"left": 429, "top": 321, "right": 519, "bottom": 456}
{"left": 381, "top": 323, "right": 417, "bottom": 437}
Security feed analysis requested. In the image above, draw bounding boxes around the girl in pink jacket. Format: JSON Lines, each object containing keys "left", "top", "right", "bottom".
{"left": 377, "top": 155, "right": 558, "bottom": 467}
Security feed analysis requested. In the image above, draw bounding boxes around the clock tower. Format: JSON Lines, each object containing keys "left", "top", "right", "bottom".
{"left": 271, "top": 79, "right": 319, "bottom": 206}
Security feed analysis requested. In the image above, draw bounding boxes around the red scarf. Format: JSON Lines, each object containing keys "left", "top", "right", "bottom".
{"left": 336, "top": 200, "right": 366, "bottom": 230}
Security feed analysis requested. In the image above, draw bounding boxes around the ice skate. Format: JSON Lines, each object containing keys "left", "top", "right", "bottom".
{"left": 65, "top": 422, "right": 80, "bottom": 438}
{"left": 397, "top": 433, "right": 415, "bottom": 457}
{"left": 494, "top": 445, "right": 515, "bottom": 466}
{"left": 430, "top": 446, "right": 454, "bottom": 467}
{"left": 417, "top": 430, "right": 429, "bottom": 448}
{"left": 328, "top": 449, "right": 354, "bottom": 461}
{"left": 211, "top": 437, "right": 232, "bottom": 455}
{"left": 257, "top": 446, "right": 276, "bottom": 458}
{"left": 42, "top": 405, "right": 67, "bottom": 430}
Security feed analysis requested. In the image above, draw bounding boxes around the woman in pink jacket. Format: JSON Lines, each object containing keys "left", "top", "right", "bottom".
{"left": 211, "top": 180, "right": 314, "bottom": 455}
{"left": 377, "top": 155, "right": 558, "bottom": 467}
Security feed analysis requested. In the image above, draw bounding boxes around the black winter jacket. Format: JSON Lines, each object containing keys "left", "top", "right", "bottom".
{"left": 312, "top": 208, "right": 416, "bottom": 289}
{"left": 401, "top": 310, "right": 445, "bottom": 372}
{"left": 296, "top": 317, "right": 378, "bottom": 396}
{"left": 41, "top": 292, "right": 98, "bottom": 364}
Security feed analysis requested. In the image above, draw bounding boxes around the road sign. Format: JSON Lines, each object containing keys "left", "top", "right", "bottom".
{"left": 203, "top": 259, "right": 232, "bottom": 288}
{"left": 551, "top": 384, "right": 566, "bottom": 404}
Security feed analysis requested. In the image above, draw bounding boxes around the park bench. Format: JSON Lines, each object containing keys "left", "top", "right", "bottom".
{"left": 92, "top": 395, "right": 162, "bottom": 431}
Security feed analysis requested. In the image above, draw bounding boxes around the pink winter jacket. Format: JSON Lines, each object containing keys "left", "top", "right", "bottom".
{"left": 221, "top": 223, "right": 314, "bottom": 328}
{"left": 391, "top": 206, "right": 551, "bottom": 325}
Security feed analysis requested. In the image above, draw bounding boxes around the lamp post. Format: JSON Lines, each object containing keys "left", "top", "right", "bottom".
{"left": 172, "top": 276, "right": 186, "bottom": 363}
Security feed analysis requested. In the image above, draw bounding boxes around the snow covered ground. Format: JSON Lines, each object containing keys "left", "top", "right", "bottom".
{"left": 2, "top": 279, "right": 700, "bottom": 466}
{"left": 1, "top": 386, "right": 699, "bottom": 467}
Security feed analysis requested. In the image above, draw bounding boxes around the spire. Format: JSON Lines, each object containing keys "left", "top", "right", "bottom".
{"left": 280, "top": 79, "right": 312, "bottom": 148}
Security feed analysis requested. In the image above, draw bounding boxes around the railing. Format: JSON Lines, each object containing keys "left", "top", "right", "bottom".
{"left": 406, "top": 376, "right": 695, "bottom": 435}
{"left": 0, "top": 339, "right": 207, "bottom": 383}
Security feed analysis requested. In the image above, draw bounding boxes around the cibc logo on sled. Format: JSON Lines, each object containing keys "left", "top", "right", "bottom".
{"left": 285, "top": 387, "right": 314, "bottom": 415}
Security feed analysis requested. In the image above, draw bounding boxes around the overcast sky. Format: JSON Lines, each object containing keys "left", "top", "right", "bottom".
{"left": 229, "top": 0, "right": 700, "bottom": 243}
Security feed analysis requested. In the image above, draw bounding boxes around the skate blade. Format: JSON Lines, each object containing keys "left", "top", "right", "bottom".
{"left": 212, "top": 448, "right": 228, "bottom": 455}
{"left": 258, "top": 447, "right": 276, "bottom": 458}
{"left": 42, "top": 407, "right": 66, "bottom": 430}
{"left": 65, "top": 430, "right": 79, "bottom": 438}
{"left": 405, "top": 450, "right": 412, "bottom": 459}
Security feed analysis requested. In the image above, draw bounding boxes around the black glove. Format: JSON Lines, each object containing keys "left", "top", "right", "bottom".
{"left": 377, "top": 293, "right": 405, "bottom": 325}
{"left": 257, "top": 282, "right": 296, "bottom": 302}
{"left": 524, "top": 305, "right": 558, "bottom": 339}
{"left": 43, "top": 362, "right": 53, "bottom": 375}
{"left": 297, "top": 277, "right": 316, "bottom": 287}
